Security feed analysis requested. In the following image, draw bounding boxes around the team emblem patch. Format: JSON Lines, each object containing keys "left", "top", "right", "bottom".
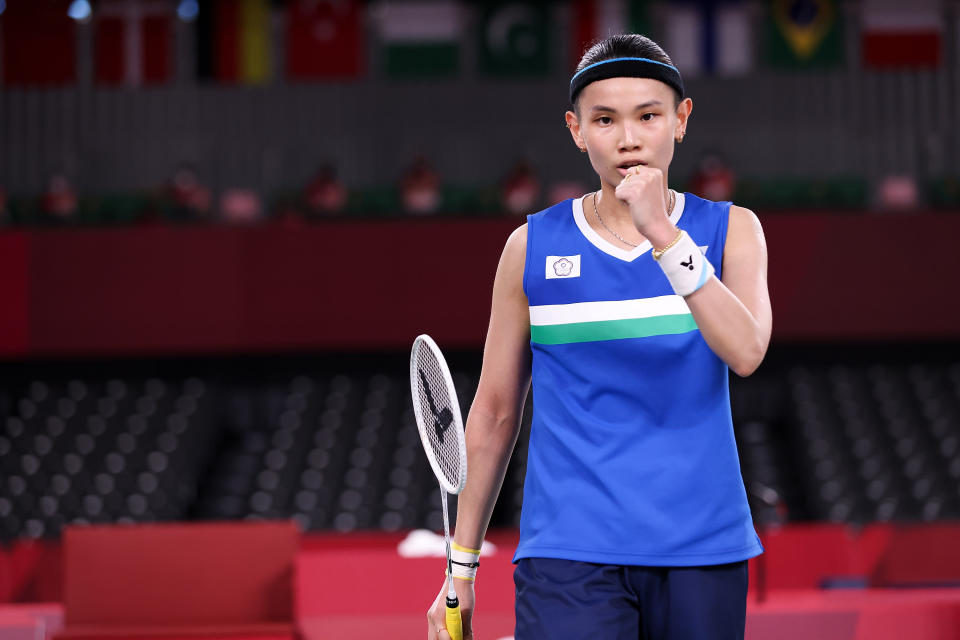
{"left": 546, "top": 255, "right": 581, "bottom": 279}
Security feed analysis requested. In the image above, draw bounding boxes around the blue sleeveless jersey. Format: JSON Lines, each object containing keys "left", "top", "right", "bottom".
{"left": 514, "top": 192, "right": 763, "bottom": 567}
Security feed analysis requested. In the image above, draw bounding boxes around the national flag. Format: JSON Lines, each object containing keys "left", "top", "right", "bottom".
{"left": 376, "top": 1, "right": 462, "bottom": 77}
{"left": 95, "top": 0, "right": 172, "bottom": 86}
{"left": 236, "top": 0, "right": 273, "bottom": 84}
{"left": 287, "top": 0, "right": 365, "bottom": 79}
{"left": 478, "top": 1, "right": 551, "bottom": 76}
{"left": 1, "top": 1, "right": 76, "bottom": 86}
{"left": 663, "top": 1, "right": 753, "bottom": 76}
{"left": 570, "top": 0, "right": 651, "bottom": 69}
{"left": 196, "top": 0, "right": 273, "bottom": 84}
{"left": 766, "top": 0, "right": 843, "bottom": 69}
{"left": 861, "top": 0, "right": 942, "bottom": 69}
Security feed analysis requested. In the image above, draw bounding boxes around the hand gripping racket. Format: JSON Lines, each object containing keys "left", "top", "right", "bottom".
{"left": 410, "top": 335, "right": 468, "bottom": 640}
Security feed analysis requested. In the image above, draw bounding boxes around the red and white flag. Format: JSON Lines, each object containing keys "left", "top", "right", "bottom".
{"left": 95, "top": 0, "right": 172, "bottom": 86}
{"left": 570, "top": 0, "right": 647, "bottom": 69}
{"left": 287, "top": 0, "right": 365, "bottom": 79}
{"left": 861, "top": 0, "right": 942, "bottom": 68}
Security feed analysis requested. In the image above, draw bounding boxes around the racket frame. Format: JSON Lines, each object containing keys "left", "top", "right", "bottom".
{"left": 410, "top": 334, "right": 468, "bottom": 639}
{"left": 410, "top": 334, "right": 467, "bottom": 495}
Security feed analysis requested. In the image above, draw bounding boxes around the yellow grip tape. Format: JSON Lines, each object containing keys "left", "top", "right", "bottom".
{"left": 445, "top": 599, "right": 463, "bottom": 640}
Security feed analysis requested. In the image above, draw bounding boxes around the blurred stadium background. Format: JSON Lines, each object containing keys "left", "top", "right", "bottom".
{"left": 1, "top": 1, "right": 960, "bottom": 639}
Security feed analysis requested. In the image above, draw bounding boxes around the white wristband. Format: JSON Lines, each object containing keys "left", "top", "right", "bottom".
{"left": 655, "top": 230, "right": 714, "bottom": 296}
{"left": 449, "top": 546, "right": 480, "bottom": 581}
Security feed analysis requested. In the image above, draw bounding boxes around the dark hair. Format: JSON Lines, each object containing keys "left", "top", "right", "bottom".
{"left": 573, "top": 34, "right": 681, "bottom": 111}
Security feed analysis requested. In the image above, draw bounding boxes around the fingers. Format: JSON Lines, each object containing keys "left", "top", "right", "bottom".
{"left": 427, "top": 623, "right": 455, "bottom": 640}
{"left": 427, "top": 606, "right": 448, "bottom": 640}
{"left": 428, "top": 614, "right": 473, "bottom": 639}
{"left": 428, "top": 611, "right": 472, "bottom": 640}
{"left": 616, "top": 166, "right": 661, "bottom": 202}
{"left": 429, "top": 578, "right": 475, "bottom": 639}
{"left": 621, "top": 165, "right": 661, "bottom": 185}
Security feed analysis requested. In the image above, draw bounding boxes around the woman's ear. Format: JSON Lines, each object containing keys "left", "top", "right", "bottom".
{"left": 675, "top": 98, "right": 693, "bottom": 142}
{"left": 565, "top": 110, "right": 587, "bottom": 152}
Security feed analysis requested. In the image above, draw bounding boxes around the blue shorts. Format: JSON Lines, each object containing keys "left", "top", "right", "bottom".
{"left": 514, "top": 558, "right": 748, "bottom": 640}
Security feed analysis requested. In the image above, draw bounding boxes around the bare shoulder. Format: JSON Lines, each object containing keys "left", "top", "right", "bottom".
{"left": 726, "top": 205, "right": 766, "bottom": 253}
{"left": 504, "top": 223, "right": 528, "bottom": 256}
{"left": 729, "top": 205, "right": 763, "bottom": 234}
{"left": 497, "top": 223, "right": 528, "bottom": 283}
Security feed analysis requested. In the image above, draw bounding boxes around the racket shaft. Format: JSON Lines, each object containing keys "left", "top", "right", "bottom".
{"left": 445, "top": 596, "right": 463, "bottom": 640}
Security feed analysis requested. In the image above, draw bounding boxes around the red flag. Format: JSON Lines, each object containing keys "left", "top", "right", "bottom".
{"left": 215, "top": 0, "right": 241, "bottom": 82}
{"left": 570, "top": 0, "right": 651, "bottom": 71}
{"left": 286, "top": 0, "right": 365, "bottom": 79}
{"left": 95, "top": 0, "right": 172, "bottom": 86}
{"left": 1, "top": 1, "right": 76, "bottom": 86}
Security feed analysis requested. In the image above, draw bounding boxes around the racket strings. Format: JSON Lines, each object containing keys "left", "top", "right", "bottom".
{"left": 413, "top": 344, "right": 465, "bottom": 492}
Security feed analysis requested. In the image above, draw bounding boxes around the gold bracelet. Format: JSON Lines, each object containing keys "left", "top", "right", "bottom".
{"left": 652, "top": 228, "right": 684, "bottom": 261}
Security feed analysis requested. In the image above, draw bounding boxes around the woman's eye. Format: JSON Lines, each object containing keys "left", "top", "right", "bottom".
{"left": 596, "top": 116, "right": 612, "bottom": 125}
{"left": 640, "top": 113, "right": 657, "bottom": 121}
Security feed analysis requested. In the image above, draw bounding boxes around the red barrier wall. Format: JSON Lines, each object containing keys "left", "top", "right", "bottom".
{"left": 1, "top": 211, "right": 958, "bottom": 358}
{"left": 5, "top": 523, "right": 960, "bottom": 606}
{"left": 60, "top": 522, "right": 297, "bottom": 638}
{"left": 4, "top": 524, "right": 960, "bottom": 640}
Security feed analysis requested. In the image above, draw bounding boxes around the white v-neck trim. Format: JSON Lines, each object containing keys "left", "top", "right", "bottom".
{"left": 572, "top": 192, "right": 686, "bottom": 262}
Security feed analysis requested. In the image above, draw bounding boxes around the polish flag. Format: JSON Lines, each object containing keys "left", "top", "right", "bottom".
{"left": 861, "top": 0, "right": 942, "bottom": 68}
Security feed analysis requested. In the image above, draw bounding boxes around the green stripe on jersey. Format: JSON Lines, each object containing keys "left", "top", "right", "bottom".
{"left": 530, "top": 313, "right": 698, "bottom": 345}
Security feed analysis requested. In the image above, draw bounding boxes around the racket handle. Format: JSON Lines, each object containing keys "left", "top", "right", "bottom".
{"left": 445, "top": 595, "right": 463, "bottom": 640}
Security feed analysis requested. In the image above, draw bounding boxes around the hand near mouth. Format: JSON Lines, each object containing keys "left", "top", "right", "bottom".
{"left": 614, "top": 165, "right": 677, "bottom": 245}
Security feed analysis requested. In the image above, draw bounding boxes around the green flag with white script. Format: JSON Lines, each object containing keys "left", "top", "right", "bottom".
{"left": 478, "top": 1, "right": 551, "bottom": 76}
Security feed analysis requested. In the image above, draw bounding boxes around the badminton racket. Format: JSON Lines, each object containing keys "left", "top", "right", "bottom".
{"left": 410, "top": 334, "right": 468, "bottom": 640}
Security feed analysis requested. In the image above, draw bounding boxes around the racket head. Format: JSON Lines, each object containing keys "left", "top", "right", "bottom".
{"left": 410, "top": 334, "right": 467, "bottom": 495}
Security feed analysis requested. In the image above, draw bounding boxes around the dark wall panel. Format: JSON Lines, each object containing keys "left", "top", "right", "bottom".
{"left": 0, "top": 232, "right": 30, "bottom": 357}
{"left": 1, "top": 211, "right": 958, "bottom": 359}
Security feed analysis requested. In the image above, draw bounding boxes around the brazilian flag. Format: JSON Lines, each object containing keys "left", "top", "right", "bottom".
{"left": 766, "top": 0, "right": 844, "bottom": 69}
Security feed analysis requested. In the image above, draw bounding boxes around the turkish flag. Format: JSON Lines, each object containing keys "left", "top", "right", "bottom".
{"left": 95, "top": 1, "right": 172, "bottom": 86}
{"left": 286, "top": 0, "right": 365, "bottom": 79}
{"left": 1, "top": 1, "right": 76, "bottom": 86}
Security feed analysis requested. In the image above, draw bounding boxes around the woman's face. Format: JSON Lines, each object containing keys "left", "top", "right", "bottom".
{"left": 566, "top": 77, "right": 692, "bottom": 189}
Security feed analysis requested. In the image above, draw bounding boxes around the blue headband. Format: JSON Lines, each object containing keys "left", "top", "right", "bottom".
{"left": 569, "top": 57, "right": 685, "bottom": 104}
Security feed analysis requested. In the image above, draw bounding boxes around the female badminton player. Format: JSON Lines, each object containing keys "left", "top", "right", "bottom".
{"left": 427, "top": 33, "right": 771, "bottom": 640}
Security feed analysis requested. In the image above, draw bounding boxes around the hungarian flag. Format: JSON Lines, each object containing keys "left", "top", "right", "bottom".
{"left": 287, "top": 0, "right": 365, "bottom": 79}
{"left": 95, "top": 0, "right": 172, "bottom": 86}
{"left": 861, "top": 0, "right": 942, "bottom": 69}
{"left": 376, "top": 1, "right": 462, "bottom": 77}
{"left": 766, "top": 0, "right": 843, "bottom": 69}
{"left": 570, "top": 0, "right": 651, "bottom": 70}
{"left": 663, "top": 1, "right": 753, "bottom": 76}
{"left": 1, "top": 1, "right": 76, "bottom": 86}
{"left": 196, "top": 0, "right": 273, "bottom": 84}
{"left": 478, "top": 1, "right": 551, "bottom": 76}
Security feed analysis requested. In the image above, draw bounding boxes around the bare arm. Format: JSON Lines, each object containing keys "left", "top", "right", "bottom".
{"left": 427, "top": 224, "right": 530, "bottom": 640}
{"left": 684, "top": 205, "right": 772, "bottom": 376}
{"left": 615, "top": 170, "right": 771, "bottom": 377}
{"left": 453, "top": 224, "right": 532, "bottom": 548}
